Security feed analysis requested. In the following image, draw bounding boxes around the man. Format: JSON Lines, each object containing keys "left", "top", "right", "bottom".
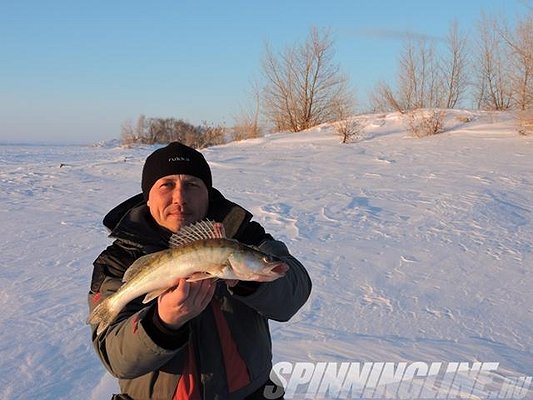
{"left": 88, "top": 142, "right": 312, "bottom": 399}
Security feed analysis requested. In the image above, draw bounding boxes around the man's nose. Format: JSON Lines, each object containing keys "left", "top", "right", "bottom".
{"left": 171, "top": 185, "right": 187, "bottom": 204}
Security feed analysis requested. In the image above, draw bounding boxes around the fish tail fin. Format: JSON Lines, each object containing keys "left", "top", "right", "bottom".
{"left": 87, "top": 296, "right": 119, "bottom": 335}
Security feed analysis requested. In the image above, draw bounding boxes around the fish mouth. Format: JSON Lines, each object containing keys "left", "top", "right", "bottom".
{"left": 256, "top": 262, "right": 288, "bottom": 281}
{"left": 269, "top": 262, "right": 289, "bottom": 275}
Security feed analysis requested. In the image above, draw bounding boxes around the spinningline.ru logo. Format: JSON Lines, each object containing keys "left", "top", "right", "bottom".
{"left": 264, "top": 361, "right": 532, "bottom": 399}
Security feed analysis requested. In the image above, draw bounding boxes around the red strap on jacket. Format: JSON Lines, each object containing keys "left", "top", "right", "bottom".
{"left": 211, "top": 299, "right": 251, "bottom": 393}
{"left": 173, "top": 300, "right": 251, "bottom": 399}
{"left": 173, "top": 340, "right": 201, "bottom": 400}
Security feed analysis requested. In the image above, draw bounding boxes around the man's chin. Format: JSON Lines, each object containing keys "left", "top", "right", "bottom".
{"left": 165, "top": 216, "right": 194, "bottom": 232}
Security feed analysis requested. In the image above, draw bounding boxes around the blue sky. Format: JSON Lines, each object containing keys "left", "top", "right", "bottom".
{"left": 0, "top": 0, "right": 526, "bottom": 144}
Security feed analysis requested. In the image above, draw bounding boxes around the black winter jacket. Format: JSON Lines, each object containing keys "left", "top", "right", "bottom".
{"left": 88, "top": 189, "right": 311, "bottom": 399}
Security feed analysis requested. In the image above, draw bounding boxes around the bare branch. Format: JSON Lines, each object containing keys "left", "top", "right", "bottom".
{"left": 261, "top": 27, "right": 354, "bottom": 132}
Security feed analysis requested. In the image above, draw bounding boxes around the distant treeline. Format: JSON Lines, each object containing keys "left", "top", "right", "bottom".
{"left": 121, "top": 116, "right": 227, "bottom": 149}
{"left": 121, "top": 10, "right": 533, "bottom": 145}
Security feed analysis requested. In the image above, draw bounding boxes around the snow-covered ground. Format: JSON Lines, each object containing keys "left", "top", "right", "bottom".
{"left": 0, "top": 110, "right": 531, "bottom": 399}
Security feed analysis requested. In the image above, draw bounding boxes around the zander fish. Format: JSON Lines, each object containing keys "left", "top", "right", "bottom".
{"left": 88, "top": 220, "right": 287, "bottom": 334}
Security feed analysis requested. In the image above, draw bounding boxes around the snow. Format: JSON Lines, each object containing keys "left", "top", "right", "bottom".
{"left": 0, "top": 110, "right": 531, "bottom": 399}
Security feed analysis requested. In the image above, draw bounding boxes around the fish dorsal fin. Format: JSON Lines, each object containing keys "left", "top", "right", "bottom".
{"left": 169, "top": 220, "right": 226, "bottom": 248}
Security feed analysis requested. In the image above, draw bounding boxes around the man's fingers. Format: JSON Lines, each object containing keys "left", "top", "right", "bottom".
{"left": 160, "top": 278, "right": 189, "bottom": 302}
{"left": 159, "top": 278, "right": 215, "bottom": 311}
{"left": 189, "top": 279, "right": 216, "bottom": 307}
{"left": 157, "top": 278, "right": 216, "bottom": 329}
{"left": 176, "top": 278, "right": 190, "bottom": 292}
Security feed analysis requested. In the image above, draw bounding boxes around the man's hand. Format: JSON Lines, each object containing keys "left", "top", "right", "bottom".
{"left": 157, "top": 278, "right": 216, "bottom": 330}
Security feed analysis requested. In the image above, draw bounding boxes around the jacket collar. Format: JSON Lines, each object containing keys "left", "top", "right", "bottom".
{"left": 102, "top": 188, "right": 253, "bottom": 252}
{"left": 104, "top": 194, "right": 170, "bottom": 252}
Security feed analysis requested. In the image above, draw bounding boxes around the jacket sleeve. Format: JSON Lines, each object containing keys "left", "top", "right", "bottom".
{"left": 231, "top": 238, "right": 312, "bottom": 322}
{"left": 88, "top": 243, "right": 189, "bottom": 379}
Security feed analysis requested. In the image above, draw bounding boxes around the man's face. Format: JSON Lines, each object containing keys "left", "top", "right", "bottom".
{"left": 147, "top": 174, "right": 209, "bottom": 233}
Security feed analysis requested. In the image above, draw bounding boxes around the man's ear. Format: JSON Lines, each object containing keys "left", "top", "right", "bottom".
{"left": 146, "top": 201, "right": 150, "bottom": 207}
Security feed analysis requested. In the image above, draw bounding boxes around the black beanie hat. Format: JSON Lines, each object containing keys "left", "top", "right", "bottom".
{"left": 141, "top": 142, "right": 212, "bottom": 200}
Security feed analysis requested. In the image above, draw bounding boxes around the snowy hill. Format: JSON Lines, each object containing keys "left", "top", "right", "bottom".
{"left": 0, "top": 110, "right": 531, "bottom": 399}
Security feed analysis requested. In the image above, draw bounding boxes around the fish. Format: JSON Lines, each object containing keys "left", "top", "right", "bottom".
{"left": 87, "top": 220, "right": 288, "bottom": 334}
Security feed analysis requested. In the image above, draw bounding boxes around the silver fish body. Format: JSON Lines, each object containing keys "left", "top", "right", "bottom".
{"left": 88, "top": 237, "right": 286, "bottom": 334}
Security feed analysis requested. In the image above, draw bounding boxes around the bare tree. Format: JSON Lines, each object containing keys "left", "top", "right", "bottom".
{"left": 261, "top": 27, "right": 353, "bottom": 132}
{"left": 373, "top": 36, "right": 443, "bottom": 112}
{"left": 474, "top": 14, "right": 514, "bottom": 110}
{"left": 120, "top": 115, "right": 149, "bottom": 145}
{"left": 515, "top": 14, "right": 533, "bottom": 109}
{"left": 120, "top": 119, "right": 136, "bottom": 146}
{"left": 386, "top": 38, "right": 449, "bottom": 137}
{"left": 440, "top": 20, "right": 470, "bottom": 109}
{"left": 135, "top": 115, "right": 146, "bottom": 141}
{"left": 500, "top": 13, "right": 533, "bottom": 110}
{"left": 396, "top": 39, "right": 418, "bottom": 110}
{"left": 330, "top": 86, "right": 362, "bottom": 143}
{"left": 396, "top": 37, "right": 442, "bottom": 109}
{"left": 369, "top": 81, "right": 405, "bottom": 113}
{"left": 233, "top": 80, "right": 263, "bottom": 141}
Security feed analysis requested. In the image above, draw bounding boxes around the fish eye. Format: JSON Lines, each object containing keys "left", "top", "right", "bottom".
{"left": 262, "top": 255, "right": 275, "bottom": 263}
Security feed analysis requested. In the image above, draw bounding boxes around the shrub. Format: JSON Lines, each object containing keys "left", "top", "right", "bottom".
{"left": 197, "top": 122, "right": 226, "bottom": 148}
{"left": 405, "top": 109, "right": 446, "bottom": 138}
{"left": 517, "top": 110, "right": 533, "bottom": 136}
{"left": 455, "top": 114, "right": 474, "bottom": 123}
{"left": 231, "top": 115, "right": 263, "bottom": 142}
{"left": 334, "top": 118, "right": 363, "bottom": 144}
